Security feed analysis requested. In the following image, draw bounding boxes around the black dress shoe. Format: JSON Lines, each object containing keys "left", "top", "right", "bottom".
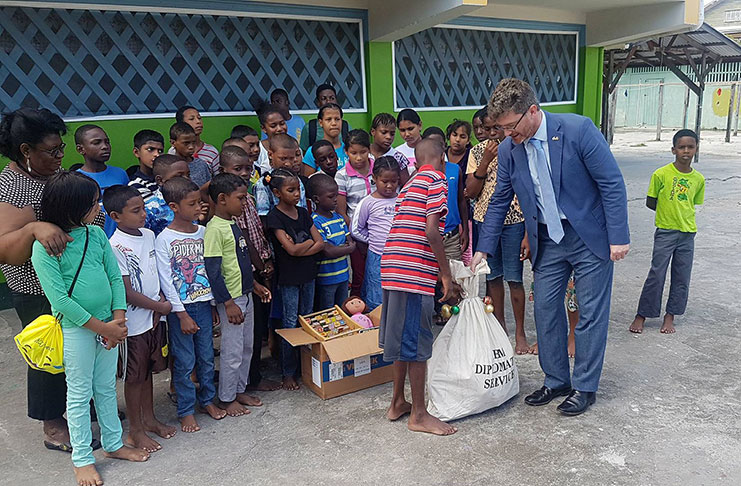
{"left": 524, "top": 385, "right": 572, "bottom": 406}
{"left": 557, "top": 390, "right": 596, "bottom": 416}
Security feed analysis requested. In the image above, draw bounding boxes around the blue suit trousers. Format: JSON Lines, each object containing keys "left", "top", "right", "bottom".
{"left": 533, "top": 221, "right": 613, "bottom": 392}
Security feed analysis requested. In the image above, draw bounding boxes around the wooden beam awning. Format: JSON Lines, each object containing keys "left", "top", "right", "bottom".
{"left": 603, "top": 22, "right": 741, "bottom": 94}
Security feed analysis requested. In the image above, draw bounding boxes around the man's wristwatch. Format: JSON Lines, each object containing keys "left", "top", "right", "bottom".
{"left": 473, "top": 172, "right": 486, "bottom": 180}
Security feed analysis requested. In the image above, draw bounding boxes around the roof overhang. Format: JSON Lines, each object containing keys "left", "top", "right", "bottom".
{"left": 367, "top": 0, "right": 703, "bottom": 45}
{"left": 608, "top": 22, "right": 741, "bottom": 70}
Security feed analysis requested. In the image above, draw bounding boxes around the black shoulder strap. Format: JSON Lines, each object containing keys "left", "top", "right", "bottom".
{"left": 341, "top": 120, "right": 349, "bottom": 141}
{"left": 68, "top": 226, "right": 89, "bottom": 297}
{"left": 308, "top": 119, "right": 317, "bottom": 145}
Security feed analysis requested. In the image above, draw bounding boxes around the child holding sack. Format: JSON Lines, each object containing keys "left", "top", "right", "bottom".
{"left": 379, "top": 139, "right": 462, "bottom": 436}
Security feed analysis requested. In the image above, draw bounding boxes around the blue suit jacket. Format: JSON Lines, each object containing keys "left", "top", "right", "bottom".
{"left": 477, "top": 112, "right": 630, "bottom": 264}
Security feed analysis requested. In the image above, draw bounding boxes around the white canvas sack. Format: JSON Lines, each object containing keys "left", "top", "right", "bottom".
{"left": 427, "top": 260, "right": 519, "bottom": 421}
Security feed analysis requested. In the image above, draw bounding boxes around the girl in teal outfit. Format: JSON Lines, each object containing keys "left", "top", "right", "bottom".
{"left": 31, "top": 171, "right": 149, "bottom": 486}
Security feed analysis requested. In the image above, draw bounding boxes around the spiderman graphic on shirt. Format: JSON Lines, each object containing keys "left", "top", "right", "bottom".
{"left": 169, "top": 238, "right": 211, "bottom": 301}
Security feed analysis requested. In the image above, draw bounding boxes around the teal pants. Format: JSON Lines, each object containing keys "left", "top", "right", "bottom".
{"left": 63, "top": 325, "right": 123, "bottom": 467}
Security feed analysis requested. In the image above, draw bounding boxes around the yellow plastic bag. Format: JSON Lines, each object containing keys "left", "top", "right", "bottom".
{"left": 14, "top": 314, "right": 64, "bottom": 374}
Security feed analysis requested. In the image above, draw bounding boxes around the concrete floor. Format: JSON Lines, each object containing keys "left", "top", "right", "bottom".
{"left": 1, "top": 150, "right": 740, "bottom": 486}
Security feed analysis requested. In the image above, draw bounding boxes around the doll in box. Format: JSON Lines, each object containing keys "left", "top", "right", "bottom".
{"left": 342, "top": 296, "right": 374, "bottom": 329}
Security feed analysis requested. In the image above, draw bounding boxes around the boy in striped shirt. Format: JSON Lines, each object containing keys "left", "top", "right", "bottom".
{"left": 310, "top": 174, "right": 355, "bottom": 309}
{"left": 379, "top": 139, "right": 462, "bottom": 436}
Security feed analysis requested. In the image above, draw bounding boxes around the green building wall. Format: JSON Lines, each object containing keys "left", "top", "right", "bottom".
{"left": 0, "top": 39, "right": 603, "bottom": 304}
{"left": 54, "top": 43, "right": 604, "bottom": 170}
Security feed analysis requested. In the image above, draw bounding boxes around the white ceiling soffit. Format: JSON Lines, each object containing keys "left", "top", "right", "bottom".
{"left": 586, "top": 0, "right": 704, "bottom": 47}
{"left": 367, "top": 0, "right": 703, "bottom": 48}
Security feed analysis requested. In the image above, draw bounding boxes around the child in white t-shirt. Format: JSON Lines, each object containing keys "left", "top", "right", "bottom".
{"left": 104, "top": 185, "right": 175, "bottom": 453}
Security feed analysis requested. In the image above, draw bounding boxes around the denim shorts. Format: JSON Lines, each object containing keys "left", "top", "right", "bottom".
{"left": 486, "top": 221, "right": 525, "bottom": 282}
{"left": 379, "top": 290, "right": 434, "bottom": 362}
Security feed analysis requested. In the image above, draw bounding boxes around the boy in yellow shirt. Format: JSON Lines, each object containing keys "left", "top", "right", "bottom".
{"left": 629, "top": 129, "right": 705, "bottom": 334}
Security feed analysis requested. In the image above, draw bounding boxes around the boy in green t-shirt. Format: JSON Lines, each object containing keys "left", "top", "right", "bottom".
{"left": 629, "top": 129, "right": 705, "bottom": 335}
{"left": 204, "top": 174, "right": 271, "bottom": 417}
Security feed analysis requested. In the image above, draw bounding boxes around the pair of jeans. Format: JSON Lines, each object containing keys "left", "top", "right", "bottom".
{"left": 317, "top": 281, "right": 349, "bottom": 310}
{"left": 62, "top": 325, "right": 123, "bottom": 467}
{"left": 167, "top": 301, "right": 216, "bottom": 418}
{"left": 361, "top": 250, "right": 383, "bottom": 311}
{"left": 533, "top": 221, "right": 614, "bottom": 393}
{"left": 280, "top": 282, "right": 315, "bottom": 377}
{"left": 11, "top": 292, "right": 67, "bottom": 421}
{"left": 249, "top": 289, "right": 271, "bottom": 386}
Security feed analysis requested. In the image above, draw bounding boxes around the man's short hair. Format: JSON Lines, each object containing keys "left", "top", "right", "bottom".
{"left": 488, "top": 78, "right": 539, "bottom": 123}
{"left": 133, "top": 129, "right": 164, "bottom": 148}
{"left": 315, "top": 83, "right": 336, "bottom": 99}
{"left": 269, "top": 133, "right": 299, "bottom": 152}
{"left": 170, "top": 122, "right": 195, "bottom": 140}
{"left": 311, "top": 139, "right": 334, "bottom": 159}
{"left": 270, "top": 88, "right": 289, "bottom": 101}
{"left": 219, "top": 145, "right": 249, "bottom": 168}
{"left": 162, "top": 176, "right": 200, "bottom": 204}
{"left": 74, "top": 124, "right": 103, "bottom": 145}
{"left": 102, "top": 184, "right": 141, "bottom": 215}
{"left": 208, "top": 173, "right": 247, "bottom": 203}
{"left": 153, "top": 154, "right": 186, "bottom": 177}
{"left": 231, "top": 125, "right": 258, "bottom": 139}
{"left": 673, "top": 129, "right": 698, "bottom": 146}
{"left": 308, "top": 172, "right": 337, "bottom": 199}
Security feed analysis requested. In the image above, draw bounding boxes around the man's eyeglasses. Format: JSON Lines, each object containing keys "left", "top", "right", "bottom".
{"left": 496, "top": 111, "right": 528, "bottom": 132}
{"left": 35, "top": 142, "right": 66, "bottom": 157}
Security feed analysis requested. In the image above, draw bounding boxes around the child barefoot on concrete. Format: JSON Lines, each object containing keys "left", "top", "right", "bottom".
{"left": 205, "top": 174, "right": 264, "bottom": 414}
{"left": 155, "top": 177, "right": 227, "bottom": 432}
{"left": 105, "top": 186, "right": 175, "bottom": 452}
{"left": 379, "top": 139, "right": 462, "bottom": 435}
{"left": 629, "top": 129, "right": 704, "bottom": 335}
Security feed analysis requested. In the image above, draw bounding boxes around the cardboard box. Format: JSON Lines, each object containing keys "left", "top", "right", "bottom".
{"left": 277, "top": 307, "right": 392, "bottom": 399}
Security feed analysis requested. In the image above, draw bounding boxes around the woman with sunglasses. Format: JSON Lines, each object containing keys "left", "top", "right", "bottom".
{"left": 0, "top": 107, "right": 84, "bottom": 453}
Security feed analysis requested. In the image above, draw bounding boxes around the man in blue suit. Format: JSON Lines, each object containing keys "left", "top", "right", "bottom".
{"left": 471, "top": 79, "right": 630, "bottom": 416}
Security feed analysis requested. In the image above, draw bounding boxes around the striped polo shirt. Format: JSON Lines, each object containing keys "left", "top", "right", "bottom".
{"left": 335, "top": 160, "right": 375, "bottom": 219}
{"left": 312, "top": 211, "right": 351, "bottom": 285}
{"left": 381, "top": 166, "right": 448, "bottom": 296}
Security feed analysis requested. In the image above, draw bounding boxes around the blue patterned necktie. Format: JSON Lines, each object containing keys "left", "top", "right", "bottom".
{"left": 529, "top": 139, "right": 564, "bottom": 243}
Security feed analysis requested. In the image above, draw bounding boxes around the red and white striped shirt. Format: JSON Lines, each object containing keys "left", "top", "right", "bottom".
{"left": 168, "top": 142, "right": 220, "bottom": 175}
{"left": 381, "top": 165, "right": 447, "bottom": 296}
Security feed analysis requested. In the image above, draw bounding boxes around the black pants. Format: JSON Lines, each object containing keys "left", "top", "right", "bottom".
{"left": 12, "top": 292, "right": 67, "bottom": 421}
{"left": 248, "top": 295, "right": 271, "bottom": 386}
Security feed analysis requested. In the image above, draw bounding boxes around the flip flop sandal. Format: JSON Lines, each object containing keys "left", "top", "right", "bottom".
{"left": 44, "top": 438, "right": 101, "bottom": 453}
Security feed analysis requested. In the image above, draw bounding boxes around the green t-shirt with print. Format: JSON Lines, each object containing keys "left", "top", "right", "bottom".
{"left": 647, "top": 162, "right": 705, "bottom": 233}
{"left": 204, "top": 215, "right": 253, "bottom": 301}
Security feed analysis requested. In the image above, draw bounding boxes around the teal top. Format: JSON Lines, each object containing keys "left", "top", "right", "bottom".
{"left": 31, "top": 225, "right": 126, "bottom": 328}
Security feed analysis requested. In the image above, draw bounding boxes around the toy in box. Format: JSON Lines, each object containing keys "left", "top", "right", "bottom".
{"left": 277, "top": 305, "right": 393, "bottom": 399}
{"left": 298, "top": 305, "right": 363, "bottom": 341}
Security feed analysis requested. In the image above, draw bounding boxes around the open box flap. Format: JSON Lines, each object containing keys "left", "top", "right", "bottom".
{"left": 276, "top": 328, "right": 320, "bottom": 347}
{"left": 368, "top": 305, "right": 382, "bottom": 327}
{"left": 322, "top": 329, "right": 382, "bottom": 363}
